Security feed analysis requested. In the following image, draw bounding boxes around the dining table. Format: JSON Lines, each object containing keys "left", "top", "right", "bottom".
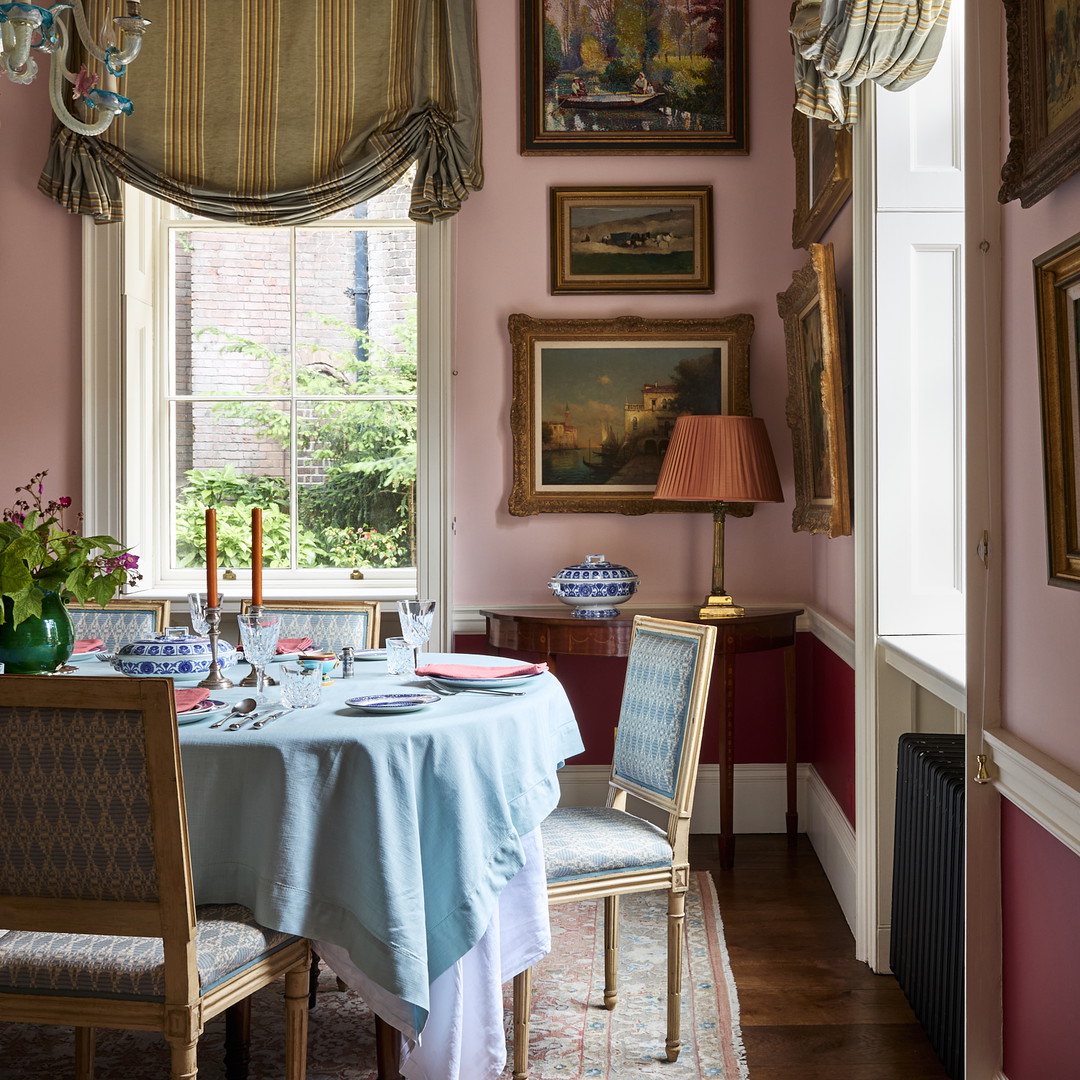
{"left": 73, "top": 650, "right": 584, "bottom": 1080}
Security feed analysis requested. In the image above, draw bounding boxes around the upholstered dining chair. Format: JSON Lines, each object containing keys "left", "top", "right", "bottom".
{"left": 239, "top": 599, "right": 381, "bottom": 651}
{"left": 511, "top": 615, "right": 717, "bottom": 1079}
{"left": 67, "top": 597, "right": 172, "bottom": 651}
{"left": 0, "top": 675, "right": 310, "bottom": 1080}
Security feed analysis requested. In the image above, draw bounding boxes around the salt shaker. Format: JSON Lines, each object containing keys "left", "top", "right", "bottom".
{"left": 340, "top": 646, "right": 355, "bottom": 678}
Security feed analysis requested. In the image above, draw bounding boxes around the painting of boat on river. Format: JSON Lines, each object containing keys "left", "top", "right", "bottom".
{"left": 538, "top": 344, "right": 728, "bottom": 490}
{"left": 522, "top": 0, "right": 746, "bottom": 153}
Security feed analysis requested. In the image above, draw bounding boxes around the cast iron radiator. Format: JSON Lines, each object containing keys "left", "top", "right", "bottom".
{"left": 890, "top": 732, "right": 965, "bottom": 1080}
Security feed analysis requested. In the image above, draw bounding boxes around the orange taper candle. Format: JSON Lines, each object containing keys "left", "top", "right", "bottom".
{"left": 251, "top": 507, "right": 263, "bottom": 607}
{"left": 205, "top": 508, "right": 218, "bottom": 608}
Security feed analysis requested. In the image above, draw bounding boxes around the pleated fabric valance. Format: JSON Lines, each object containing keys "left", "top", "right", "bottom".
{"left": 38, "top": 0, "right": 483, "bottom": 225}
{"left": 791, "top": 0, "right": 952, "bottom": 128}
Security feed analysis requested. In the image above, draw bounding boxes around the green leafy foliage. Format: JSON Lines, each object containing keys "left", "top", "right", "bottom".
{"left": 0, "top": 471, "right": 140, "bottom": 627}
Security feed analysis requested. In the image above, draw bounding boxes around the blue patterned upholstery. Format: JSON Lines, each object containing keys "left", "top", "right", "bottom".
{"left": 0, "top": 706, "right": 159, "bottom": 902}
{"left": 68, "top": 607, "right": 161, "bottom": 651}
{"left": 612, "top": 628, "right": 701, "bottom": 800}
{"left": 258, "top": 609, "right": 376, "bottom": 650}
{"left": 542, "top": 807, "right": 671, "bottom": 882}
{"left": 0, "top": 905, "right": 295, "bottom": 1000}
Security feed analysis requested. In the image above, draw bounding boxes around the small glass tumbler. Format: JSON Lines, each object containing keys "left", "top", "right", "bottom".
{"left": 279, "top": 665, "right": 322, "bottom": 709}
{"left": 386, "top": 636, "right": 414, "bottom": 676}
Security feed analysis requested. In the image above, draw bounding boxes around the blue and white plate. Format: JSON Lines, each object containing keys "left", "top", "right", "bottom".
{"left": 176, "top": 698, "right": 230, "bottom": 724}
{"left": 427, "top": 672, "right": 542, "bottom": 689}
{"left": 354, "top": 648, "right": 387, "bottom": 662}
{"left": 345, "top": 693, "right": 440, "bottom": 715}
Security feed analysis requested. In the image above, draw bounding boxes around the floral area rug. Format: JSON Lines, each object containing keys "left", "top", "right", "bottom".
{"left": 0, "top": 872, "right": 746, "bottom": 1080}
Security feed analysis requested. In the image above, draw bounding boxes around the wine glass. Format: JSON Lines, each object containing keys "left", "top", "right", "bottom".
{"left": 397, "top": 600, "right": 436, "bottom": 672}
{"left": 237, "top": 612, "right": 281, "bottom": 700}
{"left": 188, "top": 592, "right": 209, "bottom": 637}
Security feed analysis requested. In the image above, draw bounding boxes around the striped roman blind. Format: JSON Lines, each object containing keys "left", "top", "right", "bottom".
{"left": 790, "top": 0, "right": 952, "bottom": 128}
{"left": 38, "top": 0, "right": 482, "bottom": 224}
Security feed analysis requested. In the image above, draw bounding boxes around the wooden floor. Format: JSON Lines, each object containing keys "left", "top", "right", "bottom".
{"left": 691, "top": 834, "right": 950, "bottom": 1080}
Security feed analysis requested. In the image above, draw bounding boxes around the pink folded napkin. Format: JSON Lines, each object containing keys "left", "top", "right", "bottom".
{"left": 277, "top": 637, "right": 313, "bottom": 654}
{"left": 414, "top": 662, "right": 548, "bottom": 679}
{"left": 71, "top": 638, "right": 105, "bottom": 654}
{"left": 174, "top": 688, "right": 211, "bottom": 713}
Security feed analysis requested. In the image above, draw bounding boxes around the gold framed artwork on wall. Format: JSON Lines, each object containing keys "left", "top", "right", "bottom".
{"left": 550, "top": 186, "right": 714, "bottom": 295}
{"left": 507, "top": 313, "right": 754, "bottom": 516}
{"left": 1034, "top": 230, "right": 1080, "bottom": 588}
{"left": 1000, "top": 0, "right": 1080, "bottom": 206}
{"left": 519, "top": 0, "right": 748, "bottom": 155}
{"left": 776, "top": 242, "right": 851, "bottom": 538}
{"left": 791, "top": 107, "right": 851, "bottom": 249}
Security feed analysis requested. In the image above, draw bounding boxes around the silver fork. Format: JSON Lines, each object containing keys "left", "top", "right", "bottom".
{"left": 250, "top": 709, "right": 292, "bottom": 730}
{"left": 424, "top": 680, "right": 525, "bottom": 698}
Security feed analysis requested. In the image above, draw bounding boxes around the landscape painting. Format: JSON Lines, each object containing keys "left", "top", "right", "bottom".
{"left": 508, "top": 313, "right": 754, "bottom": 515}
{"left": 521, "top": 0, "right": 747, "bottom": 154}
{"left": 551, "top": 186, "right": 713, "bottom": 293}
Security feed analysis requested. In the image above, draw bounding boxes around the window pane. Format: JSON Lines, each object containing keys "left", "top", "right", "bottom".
{"left": 294, "top": 227, "right": 416, "bottom": 396}
{"left": 296, "top": 400, "right": 417, "bottom": 570}
{"left": 174, "top": 228, "right": 292, "bottom": 397}
{"left": 174, "top": 400, "right": 292, "bottom": 569}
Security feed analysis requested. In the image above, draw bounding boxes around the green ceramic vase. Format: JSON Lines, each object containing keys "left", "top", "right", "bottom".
{"left": 0, "top": 590, "right": 75, "bottom": 674}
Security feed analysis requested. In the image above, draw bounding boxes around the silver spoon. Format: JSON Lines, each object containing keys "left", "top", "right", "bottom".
{"left": 209, "top": 697, "right": 257, "bottom": 729}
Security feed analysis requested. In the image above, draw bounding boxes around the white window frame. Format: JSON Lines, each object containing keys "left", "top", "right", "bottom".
{"left": 82, "top": 188, "right": 453, "bottom": 647}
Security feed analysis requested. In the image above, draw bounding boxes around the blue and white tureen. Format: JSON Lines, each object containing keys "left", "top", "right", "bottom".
{"left": 111, "top": 633, "right": 235, "bottom": 678}
{"left": 548, "top": 554, "right": 639, "bottom": 619}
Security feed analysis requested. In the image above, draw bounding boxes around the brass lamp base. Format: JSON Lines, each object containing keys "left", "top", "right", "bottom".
{"left": 697, "top": 594, "right": 745, "bottom": 620}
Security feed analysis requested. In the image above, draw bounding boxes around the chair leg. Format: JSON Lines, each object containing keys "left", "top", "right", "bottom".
{"left": 224, "top": 998, "right": 252, "bottom": 1080}
{"left": 308, "top": 949, "right": 321, "bottom": 1008}
{"left": 666, "top": 889, "right": 686, "bottom": 1062}
{"left": 166, "top": 1037, "right": 199, "bottom": 1080}
{"left": 284, "top": 954, "right": 311, "bottom": 1080}
{"left": 511, "top": 967, "right": 533, "bottom": 1080}
{"left": 603, "top": 894, "right": 620, "bottom": 1010}
{"left": 74, "top": 1026, "right": 95, "bottom": 1080}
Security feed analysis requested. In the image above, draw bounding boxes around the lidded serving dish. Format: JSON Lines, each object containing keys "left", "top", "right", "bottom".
{"left": 548, "top": 554, "right": 639, "bottom": 619}
{"left": 111, "top": 630, "right": 235, "bottom": 678}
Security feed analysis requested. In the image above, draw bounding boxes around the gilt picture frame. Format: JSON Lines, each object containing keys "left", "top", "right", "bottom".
{"left": 1034, "top": 230, "right": 1080, "bottom": 588}
{"left": 520, "top": 0, "right": 748, "bottom": 155}
{"left": 508, "top": 313, "right": 754, "bottom": 515}
{"left": 1000, "top": 0, "right": 1080, "bottom": 207}
{"left": 791, "top": 107, "right": 852, "bottom": 249}
{"left": 777, "top": 243, "right": 851, "bottom": 538}
{"left": 550, "top": 186, "right": 714, "bottom": 294}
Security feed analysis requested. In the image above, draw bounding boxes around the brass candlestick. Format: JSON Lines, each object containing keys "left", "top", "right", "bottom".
{"left": 239, "top": 603, "right": 277, "bottom": 687}
{"left": 197, "top": 605, "right": 235, "bottom": 690}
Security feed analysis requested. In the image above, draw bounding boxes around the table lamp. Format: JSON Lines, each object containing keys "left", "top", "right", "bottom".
{"left": 653, "top": 414, "right": 784, "bottom": 619}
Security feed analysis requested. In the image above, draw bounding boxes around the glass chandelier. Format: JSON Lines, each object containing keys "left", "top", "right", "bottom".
{"left": 0, "top": 2, "right": 151, "bottom": 136}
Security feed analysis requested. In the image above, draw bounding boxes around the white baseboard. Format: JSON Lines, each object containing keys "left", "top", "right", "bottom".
{"left": 805, "top": 765, "right": 857, "bottom": 935}
{"left": 556, "top": 762, "right": 809, "bottom": 835}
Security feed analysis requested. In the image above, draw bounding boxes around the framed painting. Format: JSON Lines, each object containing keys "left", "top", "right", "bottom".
{"left": 1034, "top": 230, "right": 1080, "bottom": 587}
{"left": 508, "top": 313, "right": 754, "bottom": 515}
{"left": 791, "top": 107, "right": 852, "bottom": 249}
{"left": 550, "top": 186, "right": 714, "bottom": 294}
{"left": 776, "top": 242, "right": 851, "bottom": 538}
{"left": 1000, "top": 0, "right": 1080, "bottom": 206}
{"left": 520, "top": 0, "right": 747, "bottom": 155}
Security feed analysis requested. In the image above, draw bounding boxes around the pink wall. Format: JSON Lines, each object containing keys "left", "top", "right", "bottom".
{"left": 0, "top": 79, "right": 83, "bottom": 506}
{"left": 453, "top": 0, "right": 812, "bottom": 611}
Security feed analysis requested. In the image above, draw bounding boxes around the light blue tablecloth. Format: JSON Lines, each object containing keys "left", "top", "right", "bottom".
{"left": 82, "top": 653, "right": 582, "bottom": 1034}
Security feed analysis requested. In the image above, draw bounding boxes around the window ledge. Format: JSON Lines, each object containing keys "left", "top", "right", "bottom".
{"left": 879, "top": 634, "right": 966, "bottom": 712}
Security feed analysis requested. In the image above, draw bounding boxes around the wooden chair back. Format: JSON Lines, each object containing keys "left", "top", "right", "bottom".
{"left": 67, "top": 598, "right": 172, "bottom": 650}
{"left": 240, "top": 598, "right": 381, "bottom": 650}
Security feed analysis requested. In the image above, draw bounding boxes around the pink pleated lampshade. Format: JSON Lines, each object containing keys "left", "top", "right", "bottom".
{"left": 653, "top": 415, "right": 784, "bottom": 504}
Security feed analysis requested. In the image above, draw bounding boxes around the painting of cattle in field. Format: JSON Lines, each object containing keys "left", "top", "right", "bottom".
{"left": 521, "top": 0, "right": 747, "bottom": 154}
{"left": 551, "top": 186, "right": 713, "bottom": 294}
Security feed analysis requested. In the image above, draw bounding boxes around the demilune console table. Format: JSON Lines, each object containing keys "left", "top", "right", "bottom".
{"left": 480, "top": 606, "right": 803, "bottom": 870}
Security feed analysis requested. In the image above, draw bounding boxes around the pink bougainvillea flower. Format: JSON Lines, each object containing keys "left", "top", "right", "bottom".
{"left": 72, "top": 64, "right": 99, "bottom": 101}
